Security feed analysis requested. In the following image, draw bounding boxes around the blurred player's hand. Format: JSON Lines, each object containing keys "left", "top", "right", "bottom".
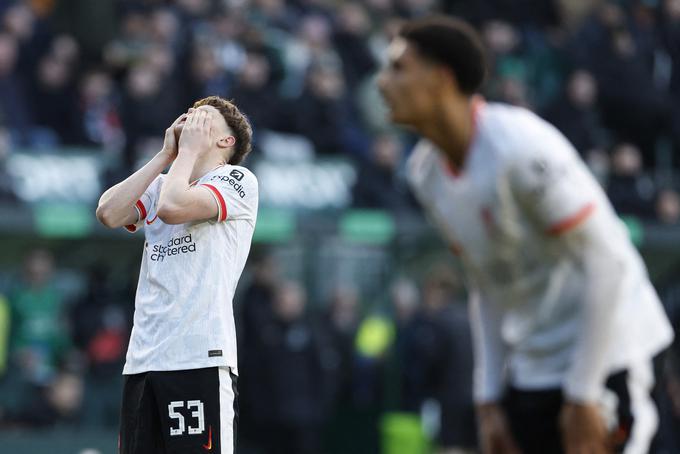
{"left": 178, "top": 109, "right": 213, "bottom": 158}
{"left": 477, "top": 403, "right": 522, "bottom": 454}
{"left": 560, "top": 402, "right": 610, "bottom": 454}
{"left": 160, "top": 113, "right": 188, "bottom": 164}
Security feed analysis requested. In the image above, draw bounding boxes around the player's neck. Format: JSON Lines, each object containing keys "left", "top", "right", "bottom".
{"left": 420, "top": 96, "right": 474, "bottom": 170}
{"left": 190, "top": 155, "right": 227, "bottom": 182}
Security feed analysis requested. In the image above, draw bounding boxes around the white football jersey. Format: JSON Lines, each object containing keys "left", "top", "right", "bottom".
{"left": 407, "top": 101, "right": 673, "bottom": 401}
{"left": 122, "top": 164, "right": 258, "bottom": 375}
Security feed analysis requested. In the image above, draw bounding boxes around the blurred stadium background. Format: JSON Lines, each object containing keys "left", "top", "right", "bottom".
{"left": 0, "top": 0, "right": 680, "bottom": 453}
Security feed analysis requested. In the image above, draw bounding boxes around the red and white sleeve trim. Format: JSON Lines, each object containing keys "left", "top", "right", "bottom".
{"left": 135, "top": 200, "right": 147, "bottom": 220}
{"left": 124, "top": 200, "right": 148, "bottom": 232}
{"left": 546, "top": 202, "right": 596, "bottom": 236}
{"left": 202, "top": 184, "right": 228, "bottom": 222}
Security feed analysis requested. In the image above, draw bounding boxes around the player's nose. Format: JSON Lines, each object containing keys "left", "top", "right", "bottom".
{"left": 376, "top": 72, "right": 391, "bottom": 100}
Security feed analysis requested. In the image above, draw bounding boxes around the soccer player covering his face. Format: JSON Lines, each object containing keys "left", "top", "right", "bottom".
{"left": 96, "top": 96, "right": 257, "bottom": 454}
{"left": 378, "top": 16, "right": 673, "bottom": 454}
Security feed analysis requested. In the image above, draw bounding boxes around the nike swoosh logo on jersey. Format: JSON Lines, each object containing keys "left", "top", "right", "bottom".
{"left": 202, "top": 425, "right": 212, "bottom": 451}
{"left": 146, "top": 214, "right": 158, "bottom": 225}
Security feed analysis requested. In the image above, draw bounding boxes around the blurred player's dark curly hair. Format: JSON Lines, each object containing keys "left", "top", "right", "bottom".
{"left": 193, "top": 96, "right": 253, "bottom": 165}
{"left": 399, "top": 16, "right": 487, "bottom": 95}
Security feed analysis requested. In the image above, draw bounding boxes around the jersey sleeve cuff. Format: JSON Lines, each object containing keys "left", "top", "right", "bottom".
{"left": 563, "top": 377, "right": 603, "bottom": 404}
{"left": 201, "top": 184, "right": 228, "bottom": 222}
{"left": 473, "top": 382, "right": 504, "bottom": 404}
{"left": 124, "top": 200, "right": 147, "bottom": 233}
{"left": 545, "top": 202, "right": 596, "bottom": 236}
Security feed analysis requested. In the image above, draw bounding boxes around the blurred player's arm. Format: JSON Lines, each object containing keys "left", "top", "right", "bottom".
{"left": 156, "top": 109, "right": 219, "bottom": 225}
{"left": 509, "top": 149, "right": 623, "bottom": 403}
{"left": 470, "top": 291, "right": 521, "bottom": 454}
{"left": 469, "top": 290, "right": 507, "bottom": 404}
{"left": 510, "top": 145, "right": 621, "bottom": 452}
{"left": 96, "top": 113, "right": 186, "bottom": 228}
{"left": 558, "top": 216, "right": 623, "bottom": 453}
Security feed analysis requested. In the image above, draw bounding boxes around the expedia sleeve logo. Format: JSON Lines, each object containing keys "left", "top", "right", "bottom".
{"left": 210, "top": 172, "right": 247, "bottom": 198}
{"left": 150, "top": 234, "right": 197, "bottom": 262}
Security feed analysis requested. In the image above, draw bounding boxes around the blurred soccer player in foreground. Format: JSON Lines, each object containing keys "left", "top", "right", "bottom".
{"left": 378, "top": 16, "right": 673, "bottom": 454}
{"left": 96, "top": 96, "right": 258, "bottom": 453}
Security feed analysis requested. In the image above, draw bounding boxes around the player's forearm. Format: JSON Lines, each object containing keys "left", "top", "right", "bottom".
{"left": 96, "top": 152, "right": 170, "bottom": 228}
{"left": 157, "top": 151, "right": 198, "bottom": 222}
{"left": 563, "top": 227, "right": 626, "bottom": 402}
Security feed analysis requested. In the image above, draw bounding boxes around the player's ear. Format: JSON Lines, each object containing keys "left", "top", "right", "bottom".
{"left": 216, "top": 135, "right": 236, "bottom": 149}
{"left": 437, "top": 65, "right": 460, "bottom": 94}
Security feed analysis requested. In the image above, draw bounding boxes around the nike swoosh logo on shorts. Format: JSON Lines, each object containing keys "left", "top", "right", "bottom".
{"left": 202, "top": 425, "right": 212, "bottom": 451}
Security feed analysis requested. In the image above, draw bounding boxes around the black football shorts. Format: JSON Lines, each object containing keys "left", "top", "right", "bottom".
{"left": 119, "top": 366, "right": 238, "bottom": 454}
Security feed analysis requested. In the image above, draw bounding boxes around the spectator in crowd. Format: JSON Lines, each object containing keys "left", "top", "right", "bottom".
{"left": 320, "top": 284, "right": 361, "bottom": 406}
{"left": 385, "top": 269, "right": 477, "bottom": 453}
{"left": 658, "top": 0, "right": 680, "bottom": 155}
{"left": 79, "top": 69, "right": 123, "bottom": 150}
{"left": 352, "top": 133, "right": 417, "bottom": 213}
{"left": 30, "top": 51, "right": 84, "bottom": 145}
{"left": 230, "top": 50, "right": 286, "bottom": 135}
{"left": 384, "top": 277, "right": 421, "bottom": 412}
{"left": 574, "top": 3, "right": 671, "bottom": 161}
{"left": 420, "top": 270, "right": 476, "bottom": 454}
{"left": 70, "top": 266, "right": 127, "bottom": 378}
{"left": 8, "top": 249, "right": 70, "bottom": 386}
{"left": 102, "top": 9, "right": 153, "bottom": 74}
{"left": 606, "top": 142, "right": 657, "bottom": 218}
{"left": 319, "top": 284, "right": 362, "bottom": 454}
{"left": 5, "top": 370, "right": 84, "bottom": 428}
{"left": 543, "top": 69, "right": 604, "bottom": 155}
{"left": 0, "top": 32, "right": 31, "bottom": 145}
{"left": 248, "top": 280, "right": 329, "bottom": 454}
{"left": 69, "top": 266, "right": 127, "bottom": 427}
{"left": 186, "top": 45, "right": 231, "bottom": 105}
{"left": 0, "top": 125, "right": 17, "bottom": 203}
{"left": 238, "top": 250, "right": 279, "bottom": 446}
{"left": 293, "top": 61, "right": 369, "bottom": 157}
{"left": 120, "top": 61, "right": 180, "bottom": 168}
{"left": 657, "top": 188, "right": 680, "bottom": 225}
{"left": 332, "top": 2, "right": 377, "bottom": 92}
{"left": 3, "top": 1, "right": 49, "bottom": 82}
{"left": 281, "top": 13, "right": 338, "bottom": 97}
{"left": 482, "top": 20, "right": 533, "bottom": 108}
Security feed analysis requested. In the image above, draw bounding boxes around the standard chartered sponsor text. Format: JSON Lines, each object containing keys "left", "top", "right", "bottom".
{"left": 150, "top": 234, "right": 196, "bottom": 262}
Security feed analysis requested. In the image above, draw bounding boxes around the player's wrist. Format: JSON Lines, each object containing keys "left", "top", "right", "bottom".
{"left": 156, "top": 149, "right": 176, "bottom": 166}
{"left": 475, "top": 401, "right": 503, "bottom": 419}
{"left": 178, "top": 145, "right": 201, "bottom": 158}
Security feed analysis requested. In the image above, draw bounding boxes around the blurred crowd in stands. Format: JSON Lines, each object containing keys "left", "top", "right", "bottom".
{"left": 0, "top": 0, "right": 678, "bottom": 220}
{"left": 0, "top": 246, "right": 680, "bottom": 453}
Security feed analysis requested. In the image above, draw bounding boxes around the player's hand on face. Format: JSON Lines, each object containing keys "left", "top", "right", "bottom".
{"left": 560, "top": 401, "right": 611, "bottom": 454}
{"left": 477, "top": 403, "right": 523, "bottom": 454}
{"left": 178, "top": 108, "right": 213, "bottom": 158}
{"left": 161, "top": 112, "right": 189, "bottom": 164}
